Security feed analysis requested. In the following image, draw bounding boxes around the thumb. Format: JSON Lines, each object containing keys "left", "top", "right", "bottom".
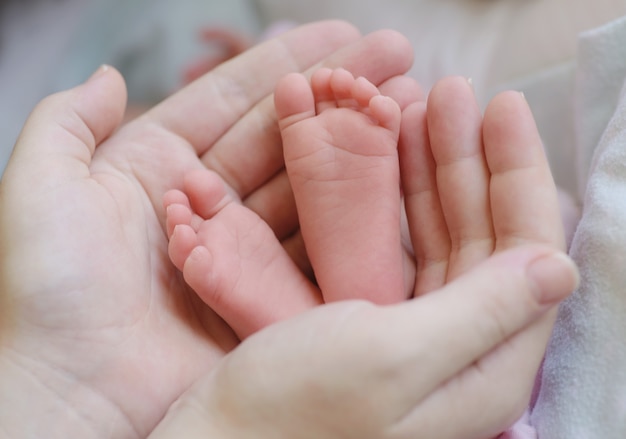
{"left": 5, "top": 65, "right": 127, "bottom": 183}
{"left": 380, "top": 244, "right": 579, "bottom": 438}
{"left": 410, "top": 244, "right": 578, "bottom": 377}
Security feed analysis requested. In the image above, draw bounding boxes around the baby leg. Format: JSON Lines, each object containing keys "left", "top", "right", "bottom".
{"left": 164, "top": 169, "right": 321, "bottom": 339}
{"left": 276, "top": 68, "right": 405, "bottom": 304}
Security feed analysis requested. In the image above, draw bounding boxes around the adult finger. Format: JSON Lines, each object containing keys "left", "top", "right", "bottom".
{"left": 376, "top": 245, "right": 578, "bottom": 406}
{"left": 483, "top": 91, "right": 566, "bottom": 251}
{"left": 4, "top": 66, "right": 127, "bottom": 184}
{"left": 404, "top": 311, "right": 557, "bottom": 439}
{"left": 203, "top": 27, "right": 414, "bottom": 199}
{"left": 148, "top": 245, "right": 578, "bottom": 439}
{"left": 399, "top": 101, "right": 451, "bottom": 296}
{"left": 148, "top": 20, "right": 362, "bottom": 158}
{"left": 378, "top": 74, "right": 424, "bottom": 110}
{"left": 427, "top": 76, "right": 494, "bottom": 279}
{"left": 245, "top": 73, "right": 422, "bottom": 242}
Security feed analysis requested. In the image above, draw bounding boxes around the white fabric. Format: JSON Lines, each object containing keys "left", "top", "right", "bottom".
{"left": 4, "top": 1, "right": 626, "bottom": 435}
{"left": 532, "top": 15, "right": 626, "bottom": 438}
{"left": 255, "top": 3, "right": 626, "bottom": 437}
{"left": 255, "top": 0, "right": 626, "bottom": 197}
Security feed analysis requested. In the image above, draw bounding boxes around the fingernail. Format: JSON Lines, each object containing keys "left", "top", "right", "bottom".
{"left": 87, "top": 64, "right": 110, "bottom": 82}
{"left": 527, "top": 252, "right": 579, "bottom": 305}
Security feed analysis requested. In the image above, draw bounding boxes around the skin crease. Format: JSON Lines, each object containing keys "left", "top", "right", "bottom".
{"left": 0, "top": 19, "right": 579, "bottom": 439}
{"left": 0, "top": 22, "right": 417, "bottom": 438}
{"left": 157, "top": 72, "right": 576, "bottom": 438}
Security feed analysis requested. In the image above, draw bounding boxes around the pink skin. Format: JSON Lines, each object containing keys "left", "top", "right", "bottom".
{"left": 162, "top": 73, "right": 569, "bottom": 438}
{"left": 164, "top": 68, "right": 406, "bottom": 339}
{"left": 277, "top": 68, "right": 406, "bottom": 304}
{"left": 164, "top": 170, "right": 322, "bottom": 340}
{"left": 399, "top": 79, "right": 566, "bottom": 298}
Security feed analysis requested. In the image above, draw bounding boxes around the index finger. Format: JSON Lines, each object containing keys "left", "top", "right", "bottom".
{"left": 147, "top": 20, "right": 362, "bottom": 156}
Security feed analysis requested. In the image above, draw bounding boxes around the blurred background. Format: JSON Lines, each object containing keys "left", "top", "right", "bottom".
{"left": 2, "top": 0, "right": 624, "bottom": 197}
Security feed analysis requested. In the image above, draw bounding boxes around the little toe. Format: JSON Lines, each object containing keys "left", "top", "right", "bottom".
{"left": 169, "top": 224, "right": 200, "bottom": 271}
{"left": 182, "top": 245, "right": 212, "bottom": 280}
{"left": 165, "top": 203, "right": 194, "bottom": 238}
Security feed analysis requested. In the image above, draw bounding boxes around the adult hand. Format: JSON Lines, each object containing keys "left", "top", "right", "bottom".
{"left": 0, "top": 21, "right": 413, "bottom": 438}
{"left": 150, "top": 244, "right": 578, "bottom": 439}
{"left": 148, "top": 78, "right": 577, "bottom": 439}
{"left": 398, "top": 76, "right": 569, "bottom": 434}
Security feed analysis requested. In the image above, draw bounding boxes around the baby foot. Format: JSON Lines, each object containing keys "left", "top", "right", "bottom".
{"left": 164, "top": 169, "right": 321, "bottom": 339}
{"left": 275, "top": 68, "right": 406, "bottom": 304}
